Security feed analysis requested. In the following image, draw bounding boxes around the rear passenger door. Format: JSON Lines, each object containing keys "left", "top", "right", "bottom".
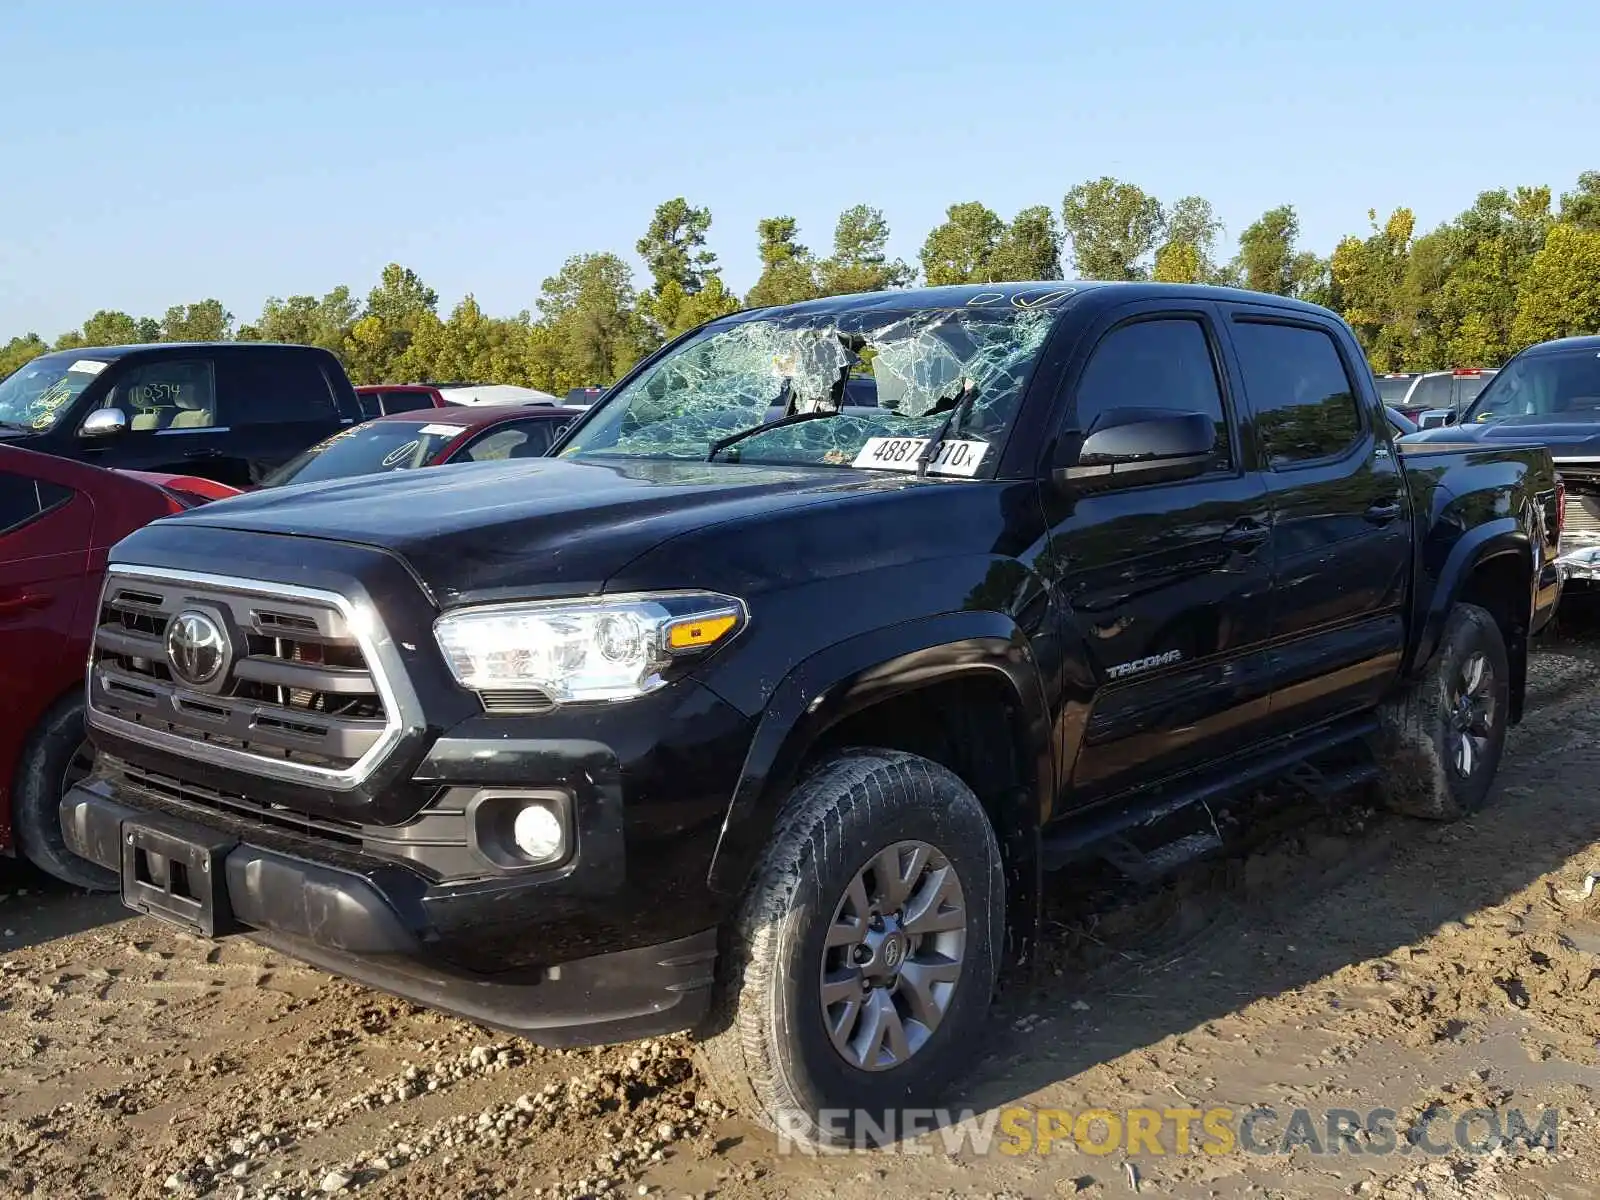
{"left": 1219, "top": 309, "right": 1411, "bottom": 729}
{"left": 215, "top": 350, "right": 345, "bottom": 485}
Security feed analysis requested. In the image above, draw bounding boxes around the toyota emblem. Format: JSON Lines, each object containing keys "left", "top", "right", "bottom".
{"left": 165, "top": 610, "right": 230, "bottom": 687}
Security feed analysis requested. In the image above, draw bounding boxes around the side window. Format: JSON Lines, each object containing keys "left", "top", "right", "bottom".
{"left": 1230, "top": 321, "right": 1363, "bottom": 468}
{"left": 355, "top": 393, "right": 382, "bottom": 420}
{"left": 108, "top": 360, "right": 217, "bottom": 432}
{"left": 0, "top": 473, "right": 73, "bottom": 537}
{"left": 1413, "top": 374, "right": 1452, "bottom": 409}
{"left": 461, "top": 422, "right": 555, "bottom": 462}
{"left": 1072, "top": 317, "right": 1233, "bottom": 470}
{"left": 382, "top": 390, "right": 435, "bottom": 414}
{"left": 223, "top": 353, "right": 339, "bottom": 425}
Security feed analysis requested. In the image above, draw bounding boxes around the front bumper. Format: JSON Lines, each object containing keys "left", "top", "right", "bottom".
{"left": 61, "top": 784, "right": 718, "bottom": 1046}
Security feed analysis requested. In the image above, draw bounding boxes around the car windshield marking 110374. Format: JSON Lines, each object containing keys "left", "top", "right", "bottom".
{"left": 559, "top": 303, "right": 1059, "bottom": 476}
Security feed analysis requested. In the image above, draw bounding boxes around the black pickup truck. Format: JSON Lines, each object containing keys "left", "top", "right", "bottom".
{"left": 0, "top": 342, "right": 362, "bottom": 487}
{"left": 1401, "top": 334, "right": 1600, "bottom": 586}
{"left": 61, "top": 283, "right": 1561, "bottom": 1146}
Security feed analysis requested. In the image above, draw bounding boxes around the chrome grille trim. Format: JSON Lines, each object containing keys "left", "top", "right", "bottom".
{"left": 86, "top": 565, "right": 404, "bottom": 790}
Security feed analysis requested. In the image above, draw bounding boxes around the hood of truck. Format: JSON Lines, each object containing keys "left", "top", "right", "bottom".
{"left": 170, "top": 455, "right": 896, "bottom": 603}
{"left": 1403, "top": 415, "right": 1600, "bottom": 457}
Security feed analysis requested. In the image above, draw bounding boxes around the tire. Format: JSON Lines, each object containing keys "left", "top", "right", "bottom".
{"left": 1375, "top": 603, "right": 1509, "bottom": 821}
{"left": 698, "top": 749, "right": 1004, "bottom": 1148}
{"left": 12, "top": 694, "right": 116, "bottom": 891}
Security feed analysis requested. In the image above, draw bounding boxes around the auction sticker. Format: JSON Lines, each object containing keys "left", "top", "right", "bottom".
{"left": 419, "top": 424, "right": 466, "bottom": 436}
{"left": 68, "top": 359, "right": 108, "bottom": 375}
{"left": 852, "top": 436, "right": 987, "bottom": 477}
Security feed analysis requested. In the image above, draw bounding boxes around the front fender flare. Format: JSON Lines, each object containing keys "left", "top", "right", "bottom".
{"left": 704, "top": 611, "right": 1053, "bottom": 905}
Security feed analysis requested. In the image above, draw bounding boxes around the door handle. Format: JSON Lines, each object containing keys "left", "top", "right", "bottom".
{"left": 0, "top": 593, "right": 50, "bottom": 617}
{"left": 1221, "top": 519, "right": 1269, "bottom": 548}
{"left": 1365, "top": 499, "right": 1403, "bottom": 524}
{"left": 183, "top": 448, "right": 222, "bottom": 460}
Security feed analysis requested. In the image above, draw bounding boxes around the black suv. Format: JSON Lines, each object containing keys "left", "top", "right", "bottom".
{"left": 62, "top": 283, "right": 1560, "bottom": 1146}
{"left": 0, "top": 342, "right": 361, "bottom": 487}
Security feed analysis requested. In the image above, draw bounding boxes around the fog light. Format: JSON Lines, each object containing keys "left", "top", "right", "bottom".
{"left": 511, "top": 803, "right": 565, "bottom": 862}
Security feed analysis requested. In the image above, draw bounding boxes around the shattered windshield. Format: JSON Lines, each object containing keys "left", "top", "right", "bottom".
{"left": 0, "top": 352, "right": 107, "bottom": 431}
{"left": 559, "top": 303, "right": 1062, "bottom": 477}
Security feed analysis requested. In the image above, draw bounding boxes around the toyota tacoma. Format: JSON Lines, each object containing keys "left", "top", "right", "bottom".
{"left": 61, "top": 283, "right": 1561, "bottom": 1145}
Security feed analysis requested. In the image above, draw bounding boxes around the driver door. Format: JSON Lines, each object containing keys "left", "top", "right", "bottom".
{"left": 1037, "top": 303, "right": 1275, "bottom": 809}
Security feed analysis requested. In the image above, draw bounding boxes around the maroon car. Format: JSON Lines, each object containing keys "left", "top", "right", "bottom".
{"left": 259, "top": 404, "right": 582, "bottom": 489}
{"left": 1, "top": 446, "right": 239, "bottom": 886}
{"left": 352, "top": 383, "right": 451, "bottom": 417}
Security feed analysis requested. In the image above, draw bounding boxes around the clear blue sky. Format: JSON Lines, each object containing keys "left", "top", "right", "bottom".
{"left": 3, "top": 0, "right": 1596, "bottom": 338}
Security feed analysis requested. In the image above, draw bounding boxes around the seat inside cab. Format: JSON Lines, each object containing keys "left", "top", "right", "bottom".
{"left": 119, "top": 362, "right": 215, "bottom": 430}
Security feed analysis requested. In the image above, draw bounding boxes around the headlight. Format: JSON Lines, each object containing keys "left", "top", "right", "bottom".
{"left": 433, "top": 592, "right": 747, "bottom": 704}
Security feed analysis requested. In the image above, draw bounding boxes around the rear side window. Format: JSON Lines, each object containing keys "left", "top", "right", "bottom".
{"left": 1072, "top": 317, "right": 1233, "bottom": 470}
{"left": 0, "top": 473, "right": 74, "bottom": 536}
{"left": 381, "top": 390, "right": 436, "bottom": 414}
{"left": 108, "top": 359, "right": 218, "bottom": 431}
{"left": 222, "top": 353, "right": 339, "bottom": 425}
{"left": 1231, "top": 322, "right": 1363, "bottom": 467}
{"left": 1453, "top": 374, "right": 1492, "bottom": 408}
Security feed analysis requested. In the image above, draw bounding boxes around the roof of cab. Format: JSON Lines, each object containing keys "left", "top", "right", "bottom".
{"left": 730, "top": 280, "right": 1338, "bottom": 322}
{"left": 36, "top": 341, "right": 333, "bottom": 360}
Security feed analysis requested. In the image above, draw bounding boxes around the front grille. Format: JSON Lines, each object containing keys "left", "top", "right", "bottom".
{"left": 88, "top": 567, "right": 398, "bottom": 783}
{"left": 1560, "top": 492, "right": 1600, "bottom": 555}
{"left": 113, "top": 757, "right": 364, "bottom": 847}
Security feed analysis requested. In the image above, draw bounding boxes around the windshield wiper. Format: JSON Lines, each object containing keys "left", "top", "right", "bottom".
{"left": 915, "top": 385, "right": 979, "bottom": 479}
{"left": 706, "top": 408, "right": 841, "bottom": 461}
{"left": 0, "top": 420, "right": 34, "bottom": 434}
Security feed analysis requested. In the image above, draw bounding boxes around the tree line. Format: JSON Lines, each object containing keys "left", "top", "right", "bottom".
{"left": 4, "top": 172, "right": 1599, "bottom": 390}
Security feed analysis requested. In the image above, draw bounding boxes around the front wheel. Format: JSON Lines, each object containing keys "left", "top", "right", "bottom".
{"left": 1375, "top": 602, "right": 1510, "bottom": 820}
{"left": 13, "top": 695, "right": 117, "bottom": 891}
{"left": 698, "top": 750, "right": 1003, "bottom": 1148}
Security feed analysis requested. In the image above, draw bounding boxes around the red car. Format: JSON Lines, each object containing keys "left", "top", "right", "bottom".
{"left": 1, "top": 446, "right": 239, "bottom": 886}
{"left": 353, "top": 384, "right": 451, "bottom": 417}
{"left": 260, "top": 404, "right": 583, "bottom": 489}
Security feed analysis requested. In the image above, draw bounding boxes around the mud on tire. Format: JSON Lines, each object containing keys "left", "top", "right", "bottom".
{"left": 1375, "top": 602, "right": 1510, "bottom": 821}
{"left": 697, "top": 749, "right": 1004, "bottom": 1148}
{"left": 13, "top": 694, "right": 116, "bottom": 891}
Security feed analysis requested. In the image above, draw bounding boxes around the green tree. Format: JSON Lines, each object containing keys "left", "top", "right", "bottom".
{"left": 636, "top": 198, "right": 739, "bottom": 341}
{"left": 52, "top": 309, "right": 149, "bottom": 350}
{"left": 919, "top": 201, "right": 1005, "bottom": 285}
{"left": 1560, "top": 171, "right": 1600, "bottom": 231}
{"left": 989, "top": 205, "right": 1063, "bottom": 281}
{"left": 1153, "top": 196, "right": 1223, "bottom": 284}
{"left": 637, "top": 198, "right": 717, "bottom": 297}
{"left": 245, "top": 287, "right": 359, "bottom": 358}
{"left": 745, "top": 216, "right": 820, "bottom": 307}
{"left": 343, "top": 264, "right": 440, "bottom": 383}
{"left": 817, "top": 204, "right": 912, "bottom": 296}
{"left": 1511, "top": 222, "right": 1600, "bottom": 346}
{"left": 160, "top": 299, "right": 233, "bottom": 342}
{"left": 1232, "top": 205, "right": 1321, "bottom": 297}
{"left": 536, "top": 252, "right": 648, "bottom": 389}
{"left": 1061, "top": 177, "right": 1164, "bottom": 280}
{"left": 1330, "top": 208, "right": 1417, "bottom": 370}
{"left": 0, "top": 334, "right": 48, "bottom": 379}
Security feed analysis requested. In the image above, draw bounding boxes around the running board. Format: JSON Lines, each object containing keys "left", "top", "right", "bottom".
{"left": 1041, "top": 715, "right": 1379, "bottom": 872}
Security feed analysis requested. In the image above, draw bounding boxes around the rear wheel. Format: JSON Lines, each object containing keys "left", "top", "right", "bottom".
{"left": 13, "top": 695, "right": 116, "bottom": 891}
{"left": 1375, "top": 603, "right": 1509, "bottom": 820}
{"left": 698, "top": 749, "right": 1003, "bottom": 1147}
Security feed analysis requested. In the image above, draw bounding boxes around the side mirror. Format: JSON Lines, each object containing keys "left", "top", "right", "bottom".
{"left": 80, "top": 408, "right": 128, "bottom": 438}
{"left": 1056, "top": 407, "right": 1217, "bottom": 489}
{"left": 1444, "top": 410, "right": 1459, "bottom": 426}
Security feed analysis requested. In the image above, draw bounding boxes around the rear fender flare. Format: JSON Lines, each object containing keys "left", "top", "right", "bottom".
{"left": 1411, "top": 517, "right": 1530, "bottom": 673}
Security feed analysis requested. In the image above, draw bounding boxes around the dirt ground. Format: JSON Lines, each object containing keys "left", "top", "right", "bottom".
{"left": 9, "top": 631, "right": 1600, "bottom": 1200}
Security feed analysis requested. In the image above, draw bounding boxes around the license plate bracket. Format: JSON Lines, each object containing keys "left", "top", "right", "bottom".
{"left": 120, "top": 820, "right": 239, "bottom": 937}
